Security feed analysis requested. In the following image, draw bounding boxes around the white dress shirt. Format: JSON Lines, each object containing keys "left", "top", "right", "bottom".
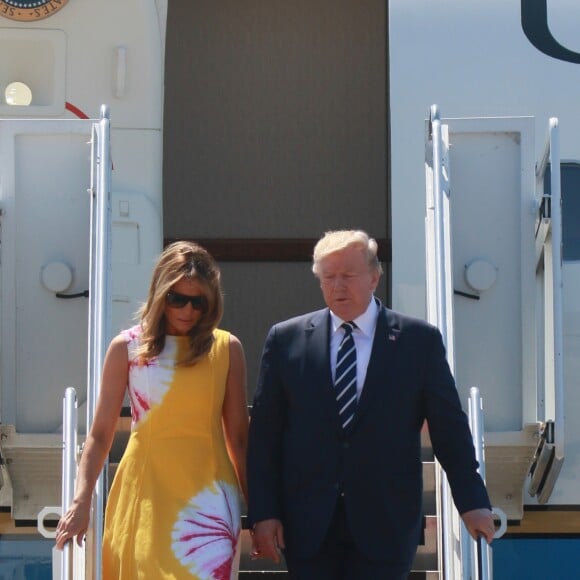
{"left": 329, "top": 298, "right": 379, "bottom": 399}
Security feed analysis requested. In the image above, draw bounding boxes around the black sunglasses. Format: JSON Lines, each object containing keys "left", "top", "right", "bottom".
{"left": 166, "top": 291, "right": 207, "bottom": 311}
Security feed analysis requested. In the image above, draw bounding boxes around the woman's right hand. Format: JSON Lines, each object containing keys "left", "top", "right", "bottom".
{"left": 55, "top": 498, "right": 91, "bottom": 549}
{"left": 54, "top": 334, "right": 129, "bottom": 551}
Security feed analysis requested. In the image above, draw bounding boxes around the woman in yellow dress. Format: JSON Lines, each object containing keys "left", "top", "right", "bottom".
{"left": 56, "top": 241, "right": 249, "bottom": 579}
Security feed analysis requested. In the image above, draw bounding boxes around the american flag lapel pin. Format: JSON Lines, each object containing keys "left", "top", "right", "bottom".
{"left": 388, "top": 329, "right": 399, "bottom": 342}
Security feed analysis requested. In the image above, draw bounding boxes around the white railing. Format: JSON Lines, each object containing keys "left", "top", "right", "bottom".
{"left": 85, "top": 104, "right": 113, "bottom": 580}
{"left": 529, "top": 118, "right": 565, "bottom": 503}
{"left": 426, "top": 105, "right": 507, "bottom": 580}
{"left": 61, "top": 387, "right": 79, "bottom": 579}
{"left": 40, "top": 105, "right": 113, "bottom": 580}
{"left": 426, "top": 104, "right": 466, "bottom": 580}
{"left": 468, "top": 388, "right": 507, "bottom": 580}
{"left": 36, "top": 387, "right": 83, "bottom": 579}
{"left": 33, "top": 106, "right": 111, "bottom": 579}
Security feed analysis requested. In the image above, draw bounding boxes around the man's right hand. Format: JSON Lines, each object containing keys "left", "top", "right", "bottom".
{"left": 250, "top": 518, "right": 285, "bottom": 564}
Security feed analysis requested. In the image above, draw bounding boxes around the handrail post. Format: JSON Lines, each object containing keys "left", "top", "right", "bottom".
{"left": 61, "top": 387, "right": 78, "bottom": 580}
{"left": 86, "top": 104, "right": 112, "bottom": 580}
{"left": 530, "top": 118, "right": 565, "bottom": 503}
{"left": 431, "top": 107, "right": 454, "bottom": 580}
{"left": 468, "top": 386, "right": 499, "bottom": 580}
{"left": 548, "top": 119, "right": 564, "bottom": 470}
{"left": 426, "top": 104, "right": 464, "bottom": 579}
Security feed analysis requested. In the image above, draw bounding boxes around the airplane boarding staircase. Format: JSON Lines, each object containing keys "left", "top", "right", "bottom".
{"left": 51, "top": 107, "right": 463, "bottom": 578}
{"left": 46, "top": 104, "right": 564, "bottom": 579}
{"left": 424, "top": 106, "right": 507, "bottom": 580}
{"left": 422, "top": 105, "right": 565, "bottom": 579}
{"left": 52, "top": 107, "right": 493, "bottom": 579}
{"left": 40, "top": 105, "right": 113, "bottom": 580}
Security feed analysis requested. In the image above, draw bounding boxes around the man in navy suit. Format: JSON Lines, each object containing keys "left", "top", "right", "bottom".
{"left": 247, "top": 230, "right": 495, "bottom": 579}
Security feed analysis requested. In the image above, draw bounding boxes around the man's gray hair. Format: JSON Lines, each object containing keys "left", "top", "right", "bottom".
{"left": 312, "top": 230, "right": 383, "bottom": 276}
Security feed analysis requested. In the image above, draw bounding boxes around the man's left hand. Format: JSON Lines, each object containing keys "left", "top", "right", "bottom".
{"left": 461, "top": 508, "right": 496, "bottom": 544}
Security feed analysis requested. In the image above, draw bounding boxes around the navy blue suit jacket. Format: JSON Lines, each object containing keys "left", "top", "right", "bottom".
{"left": 247, "top": 301, "right": 490, "bottom": 564}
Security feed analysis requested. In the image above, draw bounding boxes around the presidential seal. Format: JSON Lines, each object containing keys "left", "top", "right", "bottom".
{"left": 0, "top": 0, "right": 69, "bottom": 21}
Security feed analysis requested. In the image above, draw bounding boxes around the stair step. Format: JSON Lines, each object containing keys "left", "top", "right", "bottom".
{"left": 413, "top": 515, "right": 438, "bottom": 571}
{"left": 0, "top": 426, "right": 63, "bottom": 521}
{"left": 423, "top": 461, "right": 436, "bottom": 515}
{"left": 421, "top": 424, "right": 434, "bottom": 461}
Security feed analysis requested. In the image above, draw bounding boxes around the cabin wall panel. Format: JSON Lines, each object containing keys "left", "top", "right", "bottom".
{"left": 163, "top": 0, "right": 387, "bottom": 239}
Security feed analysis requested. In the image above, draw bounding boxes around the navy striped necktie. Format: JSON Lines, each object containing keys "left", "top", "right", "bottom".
{"left": 335, "top": 321, "right": 357, "bottom": 429}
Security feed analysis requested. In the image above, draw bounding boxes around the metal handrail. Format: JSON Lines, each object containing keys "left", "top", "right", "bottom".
{"left": 469, "top": 388, "right": 490, "bottom": 580}
{"left": 427, "top": 104, "right": 455, "bottom": 578}
{"left": 61, "top": 387, "right": 78, "bottom": 579}
{"left": 426, "top": 104, "right": 465, "bottom": 580}
{"left": 85, "top": 105, "right": 113, "bottom": 580}
{"left": 468, "top": 387, "right": 508, "bottom": 580}
{"left": 544, "top": 118, "right": 564, "bottom": 465}
{"left": 426, "top": 105, "right": 512, "bottom": 579}
{"left": 530, "top": 118, "right": 565, "bottom": 503}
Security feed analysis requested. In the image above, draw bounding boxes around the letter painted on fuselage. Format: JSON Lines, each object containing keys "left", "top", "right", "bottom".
{"left": 521, "top": 0, "right": 580, "bottom": 64}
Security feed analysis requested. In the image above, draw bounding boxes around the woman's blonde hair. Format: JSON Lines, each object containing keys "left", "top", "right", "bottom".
{"left": 135, "top": 241, "right": 224, "bottom": 365}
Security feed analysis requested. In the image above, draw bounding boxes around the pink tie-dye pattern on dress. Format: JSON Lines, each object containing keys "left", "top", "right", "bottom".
{"left": 122, "top": 325, "right": 175, "bottom": 426}
{"left": 172, "top": 482, "right": 241, "bottom": 579}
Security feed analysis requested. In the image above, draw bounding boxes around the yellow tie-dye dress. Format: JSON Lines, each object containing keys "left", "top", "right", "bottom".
{"left": 102, "top": 326, "right": 241, "bottom": 579}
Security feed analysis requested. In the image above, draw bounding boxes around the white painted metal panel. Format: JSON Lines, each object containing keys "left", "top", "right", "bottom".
{"left": 390, "top": 0, "right": 580, "bottom": 509}
{"left": 0, "top": 119, "right": 93, "bottom": 433}
{"left": 0, "top": 119, "right": 162, "bottom": 436}
{"left": 444, "top": 117, "right": 536, "bottom": 432}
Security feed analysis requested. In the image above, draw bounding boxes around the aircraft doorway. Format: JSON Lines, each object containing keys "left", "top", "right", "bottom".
{"left": 163, "top": 0, "right": 389, "bottom": 394}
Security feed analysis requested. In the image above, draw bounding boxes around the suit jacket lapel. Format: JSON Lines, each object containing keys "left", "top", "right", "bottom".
{"left": 304, "top": 309, "right": 335, "bottom": 403}
{"left": 352, "top": 304, "right": 400, "bottom": 426}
